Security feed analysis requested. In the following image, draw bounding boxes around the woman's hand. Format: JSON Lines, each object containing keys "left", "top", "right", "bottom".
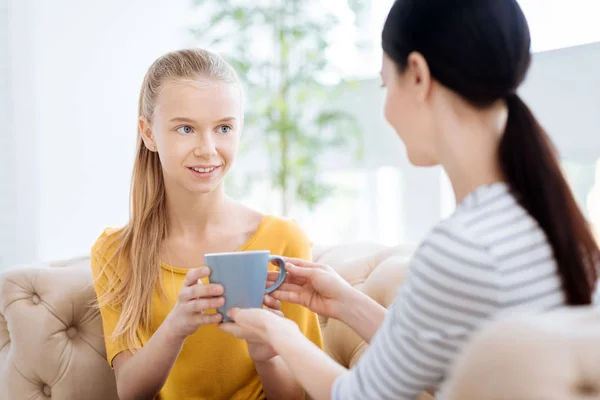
{"left": 220, "top": 306, "right": 307, "bottom": 399}
{"left": 164, "top": 267, "right": 225, "bottom": 340}
{"left": 219, "top": 306, "right": 300, "bottom": 351}
{"left": 221, "top": 306, "right": 346, "bottom": 400}
{"left": 245, "top": 295, "right": 284, "bottom": 363}
{"left": 267, "top": 257, "right": 355, "bottom": 319}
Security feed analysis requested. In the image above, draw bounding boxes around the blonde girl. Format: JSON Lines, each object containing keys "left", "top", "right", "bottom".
{"left": 91, "top": 48, "right": 322, "bottom": 400}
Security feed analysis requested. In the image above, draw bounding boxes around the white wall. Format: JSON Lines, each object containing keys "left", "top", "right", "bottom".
{"left": 7, "top": 0, "right": 192, "bottom": 263}
{"left": 520, "top": 42, "right": 600, "bottom": 161}
{"left": 1, "top": 0, "right": 17, "bottom": 268}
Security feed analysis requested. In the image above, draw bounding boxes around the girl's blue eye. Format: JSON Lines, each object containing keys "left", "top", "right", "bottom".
{"left": 177, "top": 126, "right": 193, "bottom": 134}
{"left": 218, "top": 125, "right": 231, "bottom": 134}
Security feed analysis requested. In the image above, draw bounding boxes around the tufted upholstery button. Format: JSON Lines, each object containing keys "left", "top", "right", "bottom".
{"left": 31, "top": 294, "right": 40, "bottom": 304}
{"left": 66, "top": 326, "right": 77, "bottom": 339}
{"left": 575, "top": 381, "right": 597, "bottom": 396}
{"left": 42, "top": 384, "right": 51, "bottom": 396}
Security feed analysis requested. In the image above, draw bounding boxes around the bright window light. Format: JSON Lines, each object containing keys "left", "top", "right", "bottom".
{"left": 376, "top": 166, "right": 400, "bottom": 245}
{"left": 328, "top": 0, "right": 600, "bottom": 78}
{"left": 586, "top": 158, "right": 600, "bottom": 241}
{"left": 519, "top": 0, "right": 600, "bottom": 52}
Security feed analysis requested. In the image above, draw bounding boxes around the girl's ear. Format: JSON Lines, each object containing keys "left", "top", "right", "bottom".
{"left": 139, "top": 117, "right": 157, "bottom": 151}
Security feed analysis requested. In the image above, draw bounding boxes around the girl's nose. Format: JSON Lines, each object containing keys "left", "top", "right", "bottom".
{"left": 193, "top": 134, "right": 217, "bottom": 157}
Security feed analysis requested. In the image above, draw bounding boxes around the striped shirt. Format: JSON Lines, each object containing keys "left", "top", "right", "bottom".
{"left": 332, "top": 182, "right": 566, "bottom": 400}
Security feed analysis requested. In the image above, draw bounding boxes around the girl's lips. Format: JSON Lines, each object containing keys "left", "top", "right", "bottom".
{"left": 188, "top": 165, "right": 221, "bottom": 179}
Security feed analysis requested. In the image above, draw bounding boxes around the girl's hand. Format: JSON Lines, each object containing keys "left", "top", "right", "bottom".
{"left": 165, "top": 267, "right": 225, "bottom": 339}
{"left": 244, "top": 295, "right": 283, "bottom": 363}
{"left": 267, "top": 257, "right": 355, "bottom": 320}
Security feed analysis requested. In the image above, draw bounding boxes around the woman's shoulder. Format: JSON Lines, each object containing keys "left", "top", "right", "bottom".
{"left": 413, "top": 212, "right": 495, "bottom": 276}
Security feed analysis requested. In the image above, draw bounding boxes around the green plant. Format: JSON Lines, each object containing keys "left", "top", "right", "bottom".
{"left": 192, "top": 0, "right": 366, "bottom": 215}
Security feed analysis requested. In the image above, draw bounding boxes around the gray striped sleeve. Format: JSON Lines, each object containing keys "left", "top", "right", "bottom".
{"left": 332, "top": 230, "right": 500, "bottom": 400}
{"left": 332, "top": 184, "right": 565, "bottom": 399}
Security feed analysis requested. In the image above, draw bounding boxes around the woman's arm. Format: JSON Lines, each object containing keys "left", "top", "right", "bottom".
{"left": 332, "top": 244, "right": 414, "bottom": 342}
{"left": 222, "top": 312, "right": 346, "bottom": 400}
{"left": 264, "top": 276, "right": 457, "bottom": 400}
{"left": 336, "top": 288, "right": 387, "bottom": 344}
{"left": 272, "top": 258, "right": 387, "bottom": 344}
{"left": 256, "top": 356, "right": 305, "bottom": 400}
{"left": 325, "top": 235, "right": 500, "bottom": 400}
{"left": 271, "top": 328, "right": 346, "bottom": 400}
{"left": 227, "top": 230, "right": 500, "bottom": 400}
{"left": 247, "top": 295, "right": 305, "bottom": 399}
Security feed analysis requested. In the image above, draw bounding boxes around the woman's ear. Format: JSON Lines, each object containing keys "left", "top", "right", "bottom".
{"left": 138, "top": 116, "right": 157, "bottom": 151}
{"left": 406, "top": 51, "right": 432, "bottom": 104}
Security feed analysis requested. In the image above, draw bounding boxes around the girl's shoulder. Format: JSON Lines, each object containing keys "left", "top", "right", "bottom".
{"left": 249, "top": 214, "right": 312, "bottom": 258}
{"left": 92, "top": 227, "right": 125, "bottom": 258}
{"left": 257, "top": 214, "right": 309, "bottom": 239}
{"left": 231, "top": 201, "right": 309, "bottom": 244}
{"left": 90, "top": 227, "right": 127, "bottom": 280}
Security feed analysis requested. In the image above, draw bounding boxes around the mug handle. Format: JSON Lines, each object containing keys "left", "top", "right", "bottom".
{"left": 265, "top": 255, "right": 287, "bottom": 294}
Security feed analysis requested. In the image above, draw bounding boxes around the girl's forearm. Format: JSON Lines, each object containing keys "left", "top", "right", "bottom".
{"left": 115, "top": 321, "right": 186, "bottom": 400}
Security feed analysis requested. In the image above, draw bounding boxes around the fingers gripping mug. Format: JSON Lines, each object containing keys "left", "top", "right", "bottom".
{"left": 204, "top": 250, "right": 287, "bottom": 322}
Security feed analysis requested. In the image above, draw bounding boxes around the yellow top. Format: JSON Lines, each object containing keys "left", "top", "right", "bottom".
{"left": 90, "top": 215, "right": 323, "bottom": 400}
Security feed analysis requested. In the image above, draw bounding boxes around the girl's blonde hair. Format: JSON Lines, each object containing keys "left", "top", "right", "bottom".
{"left": 97, "top": 48, "right": 240, "bottom": 351}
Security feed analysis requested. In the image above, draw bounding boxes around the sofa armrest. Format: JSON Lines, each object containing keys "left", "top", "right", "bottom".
{"left": 442, "top": 307, "right": 600, "bottom": 400}
{"left": 0, "top": 260, "right": 118, "bottom": 400}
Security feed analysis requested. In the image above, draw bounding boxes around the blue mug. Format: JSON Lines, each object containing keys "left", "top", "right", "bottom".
{"left": 204, "top": 250, "right": 287, "bottom": 322}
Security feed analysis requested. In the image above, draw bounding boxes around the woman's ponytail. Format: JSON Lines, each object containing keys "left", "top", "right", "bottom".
{"left": 499, "top": 93, "right": 598, "bottom": 305}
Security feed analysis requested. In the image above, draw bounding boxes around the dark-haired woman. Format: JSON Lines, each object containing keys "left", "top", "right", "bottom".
{"left": 218, "top": 1, "right": 600, "bottom": 399}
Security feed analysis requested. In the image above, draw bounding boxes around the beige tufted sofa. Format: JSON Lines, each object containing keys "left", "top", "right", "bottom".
{"left": 0, "top": 243, "right": 437, "bottom": 400}
{"left": 8, "top": 242, "right": 596, "bottom": 400}
{"left": 441, "top": 307, "right": 600, "bottom": 400}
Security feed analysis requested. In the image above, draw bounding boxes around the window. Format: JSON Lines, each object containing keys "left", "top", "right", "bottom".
{"left": 327, "top": 0, "right": 600, "bottom": 79}
{"left": 563, "top": 158, "right": 600, "bottom": 241}
{"left": 586, "top": 159, "right": 600, "bottom": 241}
{"left": 438, "top": 158, "right": 600, "bottom": 243}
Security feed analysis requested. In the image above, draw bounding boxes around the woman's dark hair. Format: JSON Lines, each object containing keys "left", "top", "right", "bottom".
{"left": 382, "top": 0, "right": 598, "bottom": 305}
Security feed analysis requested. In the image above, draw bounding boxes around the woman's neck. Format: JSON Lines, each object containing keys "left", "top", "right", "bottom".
{"left": 446, "top": 164, "right": 504, "bottom": 205}
{"left": 437, "top": 98, "right": 507, "bottom": 203}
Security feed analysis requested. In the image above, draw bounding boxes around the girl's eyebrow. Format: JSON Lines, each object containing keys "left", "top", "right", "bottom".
{"left": 215, "top": 117, "right": 237, "bottom": 123}
{"left": 169, "top": 117, "right": 237, "bottom": 124}
{"left": 169, "top": 117, "right": 197, "bottom": 124}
